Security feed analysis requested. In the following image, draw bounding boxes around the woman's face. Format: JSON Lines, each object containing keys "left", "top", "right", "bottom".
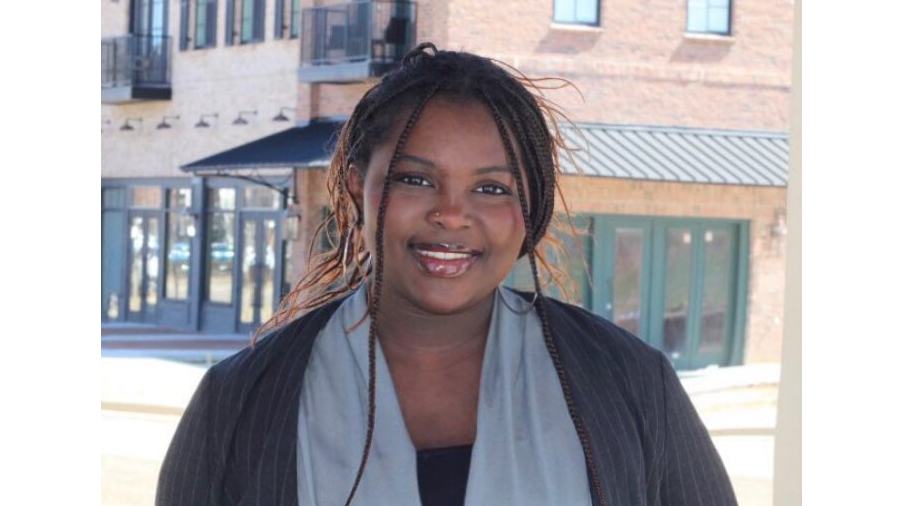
{"left": 349, "top": 96, "right": 528, "bottom": 315}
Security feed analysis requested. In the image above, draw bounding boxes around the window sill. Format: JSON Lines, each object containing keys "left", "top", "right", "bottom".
{"left": 683, "top": 32, "right": 734, "bottom": 43}
{"left": 550, "top": 21, "right": 602, "bottom": 33}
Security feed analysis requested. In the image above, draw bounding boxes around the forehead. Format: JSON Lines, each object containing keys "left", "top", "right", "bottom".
{"left": 401, "top": 96, "right": 509, "bottom": 168}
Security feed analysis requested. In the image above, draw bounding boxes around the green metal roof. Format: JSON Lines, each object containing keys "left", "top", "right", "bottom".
{"left": 559, "top": 123, "right": 789, "bottom": 187}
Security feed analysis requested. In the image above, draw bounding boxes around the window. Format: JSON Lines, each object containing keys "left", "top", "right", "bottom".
{"left": 206, "top": 188, "right": 237, "bottom": 303}
{"left": 686, "top": 0, "right": 731, "bottom": 35}
{"left": 130, "top": 186, "right": 162, "bottom": 208}
{"left": 290, "top": 0, "right": 301, "bottom": 38}
{"left": 241, "top": 0, "right": 265, "bottom": 43}
{"left": 553, "top": 0, "right": 600, "bottom": 26}
{"left": 195, "top": 0, "right": 218, "bottom": 48}
{"left": 165, "top": 188, "right": 194, "bottom": 300}
{"left": 275, "top": 0, "right": 301, "bottom": 39}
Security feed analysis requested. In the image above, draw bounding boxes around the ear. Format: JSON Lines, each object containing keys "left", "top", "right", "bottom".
{"left": 346, "top": 164, "right": 365, "bottom": 222}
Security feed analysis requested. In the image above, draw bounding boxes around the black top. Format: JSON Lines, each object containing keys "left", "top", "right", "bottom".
{"left": 416, "top": 444, "right": 473, "bottom": 506}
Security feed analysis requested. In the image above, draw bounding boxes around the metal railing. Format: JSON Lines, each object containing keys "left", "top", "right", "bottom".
{"left": 102, "top": 34, "right": 172, "bottom": 88}
{"left": 300, "top": 1, "right": 416, "bottom": 67}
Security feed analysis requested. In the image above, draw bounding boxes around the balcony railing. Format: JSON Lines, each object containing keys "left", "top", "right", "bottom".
{"left": 299, "top": 1, "right": 416, "bottom": 83}
{"left": 102, "top": 34, "right": 172, "bottom": 102}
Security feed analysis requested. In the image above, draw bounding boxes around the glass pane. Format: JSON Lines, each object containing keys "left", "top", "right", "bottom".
{"left": 243, "top": 186, "right": 282, "bottom": 209}
{"left": 195, "top": 0, "right": 207, "bottom": 46}
{"left": 129, "top": 217, "right": 145, "bottom": 313}
{"left": 699, "top": 229, "right": 731, "bottom": 354}
{"left": 613, "top": 228, "right": 643, "bottom": 335}
{"left": 707, "top": 6, "right": 730, "bottom": 33}
{"left": 165, "top": 214, "right": 193, "bottom": 300}
{"left": 131, "top": 186, "right": 162, "bottom": 208}
{"left": 663, "top": 228, "right": 693, "bottom": 360}
{"left": 554, "top": 0, "right": 576, "bottom": 23}
{"left": 146, "top": 217, "right": 160, "bottom": 309}
{"left": 242, "top": 0, "right": 255, "bottom": 41}
{"left": 102, "top": 188, "right": 127, "bottom": 208}
{"left": 168, "top": 187, "right": 192, "bottom": 209}
{"left": 686, "top": 3, "right": 707, "bottom": 32}
{"left": 240, "top": 221, "right": 258, "bottom": 324}
{"left": 208, "top": 188, "right": 236, "bottom": 210}
{"left": 260, "top": 219, "right": 277, "bottom": 323}
{"left": 575, "top": 0, "right": 598, "bottom": 23}
{"left": 291, "top": 0, "right": 301, "bottom": 36}
{"left": 207, "top": 213, "right": 236, "bottom": 303}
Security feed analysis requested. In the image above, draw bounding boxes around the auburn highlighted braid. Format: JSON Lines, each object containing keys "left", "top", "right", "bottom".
{"left": 257, "top": 43, "right": 604, "bottom": 506}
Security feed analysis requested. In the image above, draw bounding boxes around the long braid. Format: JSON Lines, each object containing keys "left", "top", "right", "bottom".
{"left": 342, "top": 83, "right": 441, "bottom": 506}
{"left": 481, "top": 92, "right": 607, "bottom": 506}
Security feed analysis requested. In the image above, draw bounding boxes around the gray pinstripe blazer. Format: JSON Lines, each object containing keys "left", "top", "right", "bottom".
{"left": 156, "top": 293, "right": 737, "bottom": 506}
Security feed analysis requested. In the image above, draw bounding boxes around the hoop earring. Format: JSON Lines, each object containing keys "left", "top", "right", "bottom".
{"left": 499, "top": 287, "right": 538, "bottom": 315}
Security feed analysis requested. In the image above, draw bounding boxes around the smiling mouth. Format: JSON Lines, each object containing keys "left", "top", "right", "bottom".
{"left": 410, "top": 243, "right": 481, "bottom": 278}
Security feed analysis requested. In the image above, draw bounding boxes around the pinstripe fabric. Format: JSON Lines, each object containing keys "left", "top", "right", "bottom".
{"left": 156, "top": 293, "right": 736, "bottom": 506}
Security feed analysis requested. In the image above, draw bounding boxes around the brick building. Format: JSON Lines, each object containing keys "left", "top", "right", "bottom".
{"left": 101, "top": 0, "right": 792, "bottom": 369}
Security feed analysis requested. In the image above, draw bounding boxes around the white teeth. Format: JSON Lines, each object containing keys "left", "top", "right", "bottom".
{"left": 415, "top": 249, "right": 473, "bottom": 260}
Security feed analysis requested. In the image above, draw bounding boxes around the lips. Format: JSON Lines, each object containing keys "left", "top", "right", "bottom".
{"left": 409, "top": 242, "right": 481, "bottom": 278}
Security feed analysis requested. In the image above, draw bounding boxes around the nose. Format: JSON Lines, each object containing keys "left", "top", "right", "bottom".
{"left": 427, "top": 196, "right": 472, "bottom": 230}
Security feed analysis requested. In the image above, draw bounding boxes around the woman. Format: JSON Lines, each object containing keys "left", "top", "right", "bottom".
{"left": 156, "top": 44, "right": 737, "bottom": 506}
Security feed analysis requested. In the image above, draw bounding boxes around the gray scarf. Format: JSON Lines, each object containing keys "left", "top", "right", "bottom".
{"left": 296, "top": 286, "right": 592, "bottom": 505}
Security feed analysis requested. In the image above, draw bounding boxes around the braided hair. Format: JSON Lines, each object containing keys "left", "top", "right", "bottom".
{"left": 260, "top": 43, "right": 603, "bottom": 505}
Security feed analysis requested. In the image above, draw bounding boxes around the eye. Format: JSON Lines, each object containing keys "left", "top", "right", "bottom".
{"left": 393, "top": 173, "right": 433, "bottom": 187}
{"left": 474, "top": 183, "right": 511, "bottom": 196}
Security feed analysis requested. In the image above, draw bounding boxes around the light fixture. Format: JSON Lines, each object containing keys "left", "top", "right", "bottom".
{"left": 233, "top": 110, "right": 258, "bottom": 125}
{"left": 120, "top": 118, "right": 142, "bottom": 131}
{"left": 157, "top": 115, "right": 180, "bottom": 129}
{"left": 272, "top": 107, "right": 294, "bottom": 122}
{"left": 195, "top": 113, "right": 218, "bottom": 128}
{"left": 283, "top": 211, "right": 301, "bottom": 241}
{"left": 102, "top": 119, "right": 111, "bottom": 132}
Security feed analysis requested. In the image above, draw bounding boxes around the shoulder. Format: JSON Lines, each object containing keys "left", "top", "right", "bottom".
{"left": 205, "top": 297, "right": 347, "bottom": 390}
{"left": 519, "top": 291, "right": 668, "bottom": 373}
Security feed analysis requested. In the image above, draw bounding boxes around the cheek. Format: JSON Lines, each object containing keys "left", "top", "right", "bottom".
{"left": 484, "top": 203, "right": 527, "bottom": 254}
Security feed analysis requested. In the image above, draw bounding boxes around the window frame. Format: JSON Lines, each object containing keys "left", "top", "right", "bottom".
{"left": 240, "top": 0, "right": 266, "bottom": 44}
{"left": 552, "top": 0, "right": 601, "bottom": 27}
{"left": 685, "top": 0, "right": 733, "bottom": 36}
{"left": 194, "top": 0, "right": 218, "bottom": 49}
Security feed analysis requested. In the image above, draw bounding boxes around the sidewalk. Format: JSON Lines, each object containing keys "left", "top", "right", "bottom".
{"left": 101, "top": 325, "right": 250, "bottom": 365}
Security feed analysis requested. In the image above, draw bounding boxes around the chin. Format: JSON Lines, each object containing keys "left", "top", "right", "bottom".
{"left": 402, "top": 278, "right": 496, "bottom": 316}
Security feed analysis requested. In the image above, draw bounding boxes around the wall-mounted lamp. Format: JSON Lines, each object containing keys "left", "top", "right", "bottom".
{"left": 233, "top": 110, "right": 258, "bottom": 125}
{"left": 120, "top": 118, "right": 142, "bottom": 131}
{"left": 272, "top": 107, "right": 294, "bottom": 122}
{"left": 156, "top": 115, "right": 180, "bottom": 129}
{"left": 771, "top": 209, "right": 787, "bottom": 238}
{"left": 283, "top": 211, "right": 301, "bottom": 241}
{"left": 195, "top": 113, "right": 218, "bottom": 128}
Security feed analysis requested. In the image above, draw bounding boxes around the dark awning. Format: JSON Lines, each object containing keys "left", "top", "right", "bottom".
{"left": 181, "top": 119, "right": 345, "bottom": 172}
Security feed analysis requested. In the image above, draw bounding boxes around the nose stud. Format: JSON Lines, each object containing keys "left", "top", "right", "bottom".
{"left": 432, "top": 211, "right": 441, "bottom": 218}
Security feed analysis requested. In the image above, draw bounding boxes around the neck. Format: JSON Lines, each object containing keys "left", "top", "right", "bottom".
{"left": 375, "top": 290, "right": 495, "bottom": 370}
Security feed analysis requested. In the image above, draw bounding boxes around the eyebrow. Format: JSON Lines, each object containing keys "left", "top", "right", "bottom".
{"left": 398, "top": 154, "right": 512, "bottom": 176}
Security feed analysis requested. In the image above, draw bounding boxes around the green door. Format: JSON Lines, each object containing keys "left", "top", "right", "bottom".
{"left": 648, "top": 220, "right": 743, "bottom": 370}
{"left": 592, "top": 215, "right": 747, "bottom": 370}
